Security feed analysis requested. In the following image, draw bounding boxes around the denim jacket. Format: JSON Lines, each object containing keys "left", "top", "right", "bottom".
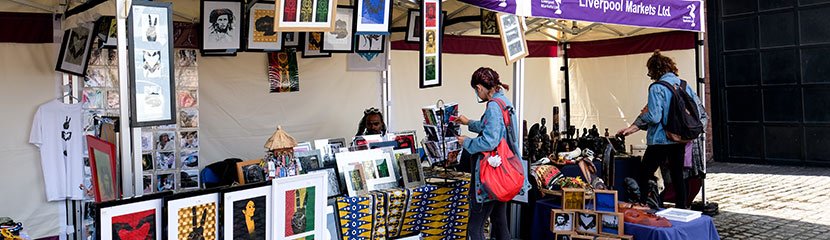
{"left": 637, "top": 73, "right": 704, "bottom": 145}
{"left": 462, "top": 91, "right": 531, "bottom": 203}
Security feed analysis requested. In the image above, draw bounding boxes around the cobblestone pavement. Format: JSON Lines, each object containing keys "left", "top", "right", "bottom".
{"left": 698, "top": 162, "right": 830, "bottom": 239}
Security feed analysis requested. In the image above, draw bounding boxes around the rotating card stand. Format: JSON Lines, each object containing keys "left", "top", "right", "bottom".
{"left": 422, "top": 99, "right": 463, "bottom": 186}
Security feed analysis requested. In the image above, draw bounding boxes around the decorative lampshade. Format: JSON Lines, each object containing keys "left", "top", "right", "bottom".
{"left": 264, "top": 125, "right": 298, "bottom": 151}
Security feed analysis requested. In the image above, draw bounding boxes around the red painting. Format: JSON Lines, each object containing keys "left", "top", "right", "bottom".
{"left": 111, "top": 209, "right": 156, "bottom": 240}
{"left": 283, "top": 0, "right": 298, "bottom": 22}
{"left": 424, "top": 2, "right": 436, "bottom": 27}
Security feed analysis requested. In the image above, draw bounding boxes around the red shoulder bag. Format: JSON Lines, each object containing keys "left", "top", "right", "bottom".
{"left": 479, "top": 98, "right": 525, "bottom": 202}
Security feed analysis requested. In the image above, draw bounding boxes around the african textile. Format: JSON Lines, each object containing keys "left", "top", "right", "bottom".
{"left": 400, "top": 184, "right": 438, "bottom": 236}
{"left": 370, "top": 192, "right": 387, "bottom": 240}
{"left": 336, "top": 196, "right": 373, "bottom": 239}
{"left": 380, "top": 188, "right": 411, "bottom": 238}
{"left": 420, "top": 180, "right": 470, "bottom": 240}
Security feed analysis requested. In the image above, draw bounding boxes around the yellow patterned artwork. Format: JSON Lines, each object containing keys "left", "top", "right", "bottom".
{"left": 177, "top": 203, "right": 217, "bottom": 240}
{"left": 253, "top": 9, "right": 277, "bottom": 43}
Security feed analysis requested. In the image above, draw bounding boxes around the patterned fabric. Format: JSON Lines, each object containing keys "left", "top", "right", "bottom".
{"left": 420, "top": 181, "right": 470, "bottom": 240}
{"left": 381, "top": 188, "right": 410, "bottom": 238}
{"left": 371, "top": 192, "right": 387, "bottom": 240}
{"left": 336, "top": 196, "right": 373, "bottom": 239}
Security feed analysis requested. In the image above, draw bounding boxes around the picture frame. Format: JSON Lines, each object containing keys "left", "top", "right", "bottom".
{"left": 335, "top": 149, "right": 398, "bottom": 193}
{"left": 355, "top": 0, "right": 391, "bottom": 34}
{"left": 405, "top": 9, "right": 420, "bottom": 43}
{"left": 56, "top": 21, "right": 96, "bottom": 76}
{"left": 296, "top": 149, "right": 324, "bottom": 173}
{"left": 550, "top": 210, "right": 575, "bottom": 233}
{"left": 575, "top": 210, "right": 599, "bottom": 235}
{"left": 308, "top": 167, "right": 344, "bottom": 198}
{"left": 355, "top": 34, "right": 385, "bottom": 53}
{"left": 419, "top": 0, "right": 441, "bottom": 88}
{"left": 163, "top": 189, "right": 220, "bottom": 240}
{"left": 313, "top": 138, "right": 346, "bottom": 167}
{"left": 95, "top": 192, "right": 171, "bottom": 240}
{"left": 96, "top": 16, "right": 118, "bottom": 48}
{"left": 237, "top": 159, "right": 266, "bottom": 184}
{"left": 221, "top": 181, "right": 272, "bottom": 240}
{"left": 246, "top": 1, "right": 283, "bottom": 52}
{"left": 562, "top": 188, "right": 585, "bottom": 210}
{"left": 321, "top": 6, "right": 357, "bottom": 53}
{"left": 340, "top": 162, "right": 369, "bottom": 196}
{"left": 282, "top": 32, "right": 301, "bottom": 48}
{"left": 496, "top": 13, "right": 528, "bottom": 65}
{"left": 594, "top": 190, "right": 619, "bottom": 213}
{"left": 398, "top": 154, "right": 425, "bottom": 188}
{"left": 272, "top": 172, "right": 327, "bottom": 240}
{"left": 599, "top": 212, "right": 624, "bottom": 236}
{"left": 87, "top": 135, "right": 118, "bottom": 203}
{"left": 201, "top": 0, "right": 243, "bottom": 52}
{"left": 480, "top": 9, "right": 499, "bottom": 35}
{"left": 274, "top": 0, "right": 337, "bottom": 32}
{"left": 555, "top": 233, "right": 572, "bottom": 240}
{"left": 302, "top": 32, "right": 332, "bottom": 58}
{"left": 128, "top": 0, "right": 177, "bottom": 127}
{"left": 392, "top": 131, "right": 418, "bottom": 154}
{"left": 571, "top": 235, "right": 595, "bottom": 240}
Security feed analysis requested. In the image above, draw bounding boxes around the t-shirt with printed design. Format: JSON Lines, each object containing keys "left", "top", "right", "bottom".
{"left": 29, "top": 99, "right": 85, "bottom": 201}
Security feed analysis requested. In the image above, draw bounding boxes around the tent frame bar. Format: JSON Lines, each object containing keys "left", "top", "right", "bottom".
{"left": 9, "top": 0, "right": 55, "bottom": 12}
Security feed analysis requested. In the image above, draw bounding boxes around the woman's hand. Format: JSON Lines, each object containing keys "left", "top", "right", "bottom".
{"left": 457, "top": 136, "right": 467, "bottom": 145}
{"left": 454, "top": 115, "right": 470, "bottom": 125}
{"left": 616, "top": 125, "right": 640, "bottom": 136}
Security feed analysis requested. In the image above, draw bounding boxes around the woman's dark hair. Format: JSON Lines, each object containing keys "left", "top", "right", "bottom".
{"left": 470, "top": 67, "right": 510, "bottom": 91}
{"left": 646, "top": 50, "right": 678, "bottom": 80}
{"left": 356, "top": 108, "right": 386, "bottom": 136}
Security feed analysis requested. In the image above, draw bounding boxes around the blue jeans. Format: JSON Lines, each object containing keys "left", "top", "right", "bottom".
{"left": 466, "top": 151, "right": 511, "bottom": 240}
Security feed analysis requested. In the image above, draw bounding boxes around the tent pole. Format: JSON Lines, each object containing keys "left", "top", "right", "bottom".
{"left": 383, "top": 42, "right": 392, "bottom": 131}
{"left": 116, "top": 0, "right": 136, "bottom": 198}
{"left": 562, "top": 42, "right": 571, "bottom": 130}
{"left": 694, "top": 32, "right": 708, "bottom": 205}
{"left": 510, "top": 57, "right": 526, "bottom": 240}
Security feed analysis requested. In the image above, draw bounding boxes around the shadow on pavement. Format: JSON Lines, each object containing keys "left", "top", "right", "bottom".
{"left": 706, "top": 161, "right": 830, "bottom": 177}
{"left": 713, "top": 211, "right": 830, "bottom": 240}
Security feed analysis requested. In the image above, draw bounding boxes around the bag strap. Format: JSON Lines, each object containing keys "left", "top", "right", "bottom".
{"left": 489, "top": 98, "right": 518, "bottom": 154}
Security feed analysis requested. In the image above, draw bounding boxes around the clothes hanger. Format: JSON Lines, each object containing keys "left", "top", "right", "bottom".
{"left": 58, "top": 92, "right": 81, "bottom": 103}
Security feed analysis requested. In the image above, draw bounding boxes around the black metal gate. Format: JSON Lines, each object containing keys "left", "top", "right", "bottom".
{"left": 708, "top": 0, "right": 830, "bottom": 166}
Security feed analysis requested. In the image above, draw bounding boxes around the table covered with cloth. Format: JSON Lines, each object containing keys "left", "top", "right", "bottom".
{"left": 335, "top": 180, "right": 470, "bottom": 240}
{"left": 531, "top": 198, "right": 720, "bottom": 240}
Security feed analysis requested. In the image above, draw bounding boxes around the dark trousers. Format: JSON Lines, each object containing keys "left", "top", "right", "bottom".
{"left": 639, "top": 144, "right": 688, "bottom": 208}
{"left": 465, "top": 151, "right": 511, "bottom": 240}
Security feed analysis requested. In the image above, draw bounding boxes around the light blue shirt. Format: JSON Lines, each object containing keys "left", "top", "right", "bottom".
{"left": 640, "top": 73, "right": 703, "bottom": 145}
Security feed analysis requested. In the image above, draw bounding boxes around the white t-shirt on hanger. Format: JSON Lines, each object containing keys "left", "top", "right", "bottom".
{"left": 29, "top": 99, "right": 85, "bottom": 201}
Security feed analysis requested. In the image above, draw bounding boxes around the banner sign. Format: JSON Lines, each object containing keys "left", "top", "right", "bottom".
{"left": 530, "top": 0, "right": 703, "bottom": 32}
{"left": 459, "top": 0, "right": 518, "bottom": 15}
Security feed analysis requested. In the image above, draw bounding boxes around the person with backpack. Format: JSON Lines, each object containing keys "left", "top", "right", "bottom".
{"left": 616, "top": 51, "right": 704, "bottom": 209}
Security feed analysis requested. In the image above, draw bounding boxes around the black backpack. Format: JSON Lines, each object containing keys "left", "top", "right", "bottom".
{"left": 651, "top": 80, "right": 704, "bottom": 143}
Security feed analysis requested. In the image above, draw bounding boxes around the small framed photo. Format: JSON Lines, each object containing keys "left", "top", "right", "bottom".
{"left": 143, "top": 174, "right": 154, "bottom": 193}
{"left": 282, "top": 32, "right": 301, "bottom": 48}
{"left": 246, "top": 1, "right": 283, "bottom": 52}
{"left": 201, "top": 0, "right": 243, "bottom": 52}
{"left": 594, "top": 190, "right": 619, "bottom": 213}
{"left": 180, "top": 130, "right": 199, "bottom": 149}
{"left": 562, "top": 188, "right": 585, "bottom": 210}
{"left": 340, "top": 162, "right": 368, "bottom": 196}
{"left": 272, "top": 172, "right": 328, "bottom": 240}
{"left": 156, "top": 173, "right": 175, "bottom": 192}
{"left": 302, "top": 32, "right": 332, "bottom": 58}
{"left": 180, "top": 169, "right": 200, "bottom": 189}
{"left": 355, "top": 34, "right": 385, "bottom": 53}
{"left": 480, "top": 9, "right": 499, "bottom": 35}
{"left": 87, "top": 135, "right": 118, "bottom": 202}
{"left": 496, "top": 13, "right": 528, "bottom": 65}
{"left": 296, "top": 149, "right": 323, "bottom": 173}
{"left": 575, "top": 210, "right": 599, "bottom": 235}
{"left": 163, "top": 189, "right": 220, "bottom": 240}
{"left": 335, "top": 149, "right": 398, "bottom": 193}
{"left": 95, "top": 192, "right": 171, "bottom": 240}
{"left": 156, "top": 131, "right": 176, "bottom": 151}
{"left": 274, "top": 0, "right": 337, "bottom": 32}
{"left": 56, "top": 22, "right": 96, "bottom": 76}
{"left": 321, "top": 6, "right": 356, "bottom": 53}
{"left": 156, "top": 151, "right": 175, "bottom": 170}
{"left": 550, "top": 210, "right": 575, "bottom": 233}
{"left": 308, "top": 167, "right": 343, "bottom": 198}
{"left": 237, "top": 159, "right": 266, "bottom": 184}
{"left": 599, "top": 212, "right": 624, "bottom": 236}
{"left": 398, "top": 154, "right": 425, "bottom": 188}
{"left": 555, "top": 233, "right": 572, "bottom": 240}
{"left": 221, "top": 182, "right": 272, "bottom": 240}
{"left": 405, "top": 9, "right": 420, "bottom": 43}
{"left": 181, "top": 150, "right": 199, "bottom": 168}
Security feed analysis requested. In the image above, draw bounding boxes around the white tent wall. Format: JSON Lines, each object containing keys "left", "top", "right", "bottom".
{"left": 0, "top": 43, "right": 62, "bottom": 238}
{"left": 568, "top": 49, "right": 697, "bottom": 146}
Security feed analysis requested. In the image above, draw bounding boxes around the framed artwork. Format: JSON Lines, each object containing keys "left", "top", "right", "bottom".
{"left": 95, "top": 192, "right": 171, "bottom": 240}
{"left": 201, "top": 0, "right": 242, "bottom": 52}
{"left": 96, "top": 16, "right": 118, "bottom": 48}
{"left": 313, "top": 138, "right": 345, "bottom": 167}
{"left": 338, "top": 161, "right": 368, "bottom": 196}
{"left": 575, "top": 210, "right": 598, "bottom": 235}
{"left": 355, "top": 34, "right": 385, "bottom": 53}
{"left": 480, "top": 9, "right": 499, "bottom": 35}
{"left": 555, "top": 233, "right": 572, "bottom": 240}
{"left": 87, "top": 135, "right": 118, "bottom": 202}
{"left": 355, "top": 0, "right": 391, "bottom": 34}
{"left": 221, "top": 182, "right": 272, "bottom": 240}
{"left": 180, "top": 169, "right": 200, "bottom": 189}
{"left": 599, "top": 212, "right": 624, "bottom": 236}
{"left": 282, "top": 32, "right": 301, "bottom": 48}
{"left": 268, "top": 49, "right": 300, "bottom": 93}
{"left": 405, "top": 10, "right": 420, "bottom": 43}
{"left": 247, "top": 2, "right": 283, "bottom": 51}
{"left": 302, "top": 32, "right": 332, "bottom": 58}
{"left": 571, "top": 236, "right": 595, "bottom": 240}
{"left": 321, "top": 6, "right": 356, "bottom": 53}
{"left": 181, "top": 150, "right": 199, "bottom": 168}
{"left": 143, "top": 174, "right": 154, "bottom": 194}
{"left": 308, "top": 167, "right": 343, "bottom": 198}
{"left": 294, "top": 142, "right": 313, "bottom": 153}
{"left": 419, "top": 0, "right": 441, "bottom": 88}
{"left": 335, "top": 149, "right": 397, "bottom": 193}
{"left": 237, "top": 159, "right": 266, "bottom": 184}
{"left": 594, "top": 190, "right": 619, "bottom": 213}
{"left": 347, "top": 52, "right": 387, "bottom": 72}
{"left": 274, "top": 0, "right": 337, "bottom": 31}
{"left": 550, "top": 210, "right": 574, "bottom": 233}
{"left": 393, "top": 131, "right": 418, "bottom": 154}
{"left": 562, "top": 188, "right": 585, "bottom": 210}
{"left": 163, "top": 190, "right": 220, "bottom": 240}
{"left": 397, "top": 154, "right": 424, "bottom": 188}
{"left": 496, "top": 13, "right": 528, "bottom": 65}
{"left": 128, "top": 0, "right": 176, "bottom": 127}
{"left": 272, "top": 172, "right": 327, "bottom": 240}
{"left": 296, "top": 149, "right": 323, "bottom": 173}
{"left": 56, "top": 22, "right": 96, "bottom": 76}
{"left": 156, "top": 173, "right": 175, "bottom": 192}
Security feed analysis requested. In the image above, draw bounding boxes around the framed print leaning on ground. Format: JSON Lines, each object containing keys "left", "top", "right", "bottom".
{"left": 272, "top": 172, "right": 327, "bottom": 240}
{"left": 56, "top": 22, "right": 96, "bottom": 76}
{"left": 247, "top": 1, "right": 283, "bottom": 52}
{"left": 95, "top": 192, "right": 171, "bottom": 240}
{"left": 275, "top": 0, "right": 337, "bottom": 32}
{"left": 163, "top": 189, "right": 220, "bottom": 240}
{"left": 221, "top": 182, "right": 272, "bottom": 240}
{"left": 128, "top": 0, "right": 176, "bottom": 127}
{"left": 496, "top": 13, "right": 528, "bottom": 65}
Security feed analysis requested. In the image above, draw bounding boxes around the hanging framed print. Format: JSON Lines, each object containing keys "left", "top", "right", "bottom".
{"left": 355, "top": 34, "right": 385, "bottom": 53}
{"left": 497, "top": 13, "right": 528, "bottom": 65}
{"left": 87, "top": 135, "right": 118, "bottom": 203}
{"left": 95, "top": 192, "right": 172, "bottom": 240}
{"left": 275, "top": 0, "right": 337, "bottom": 32}
{"left": 321, "top": 6, "right": 356, "bottom": 53}
{"left": 302, "top": 32, "right": 332, "bottom": 58}
{"left": 56, "top": 21, "right": 96, "bottom": 76}
{"left": 221, "top": 182, "right": 272, "bottom": 240}
{"left": 163, "top": 189, "right": 220, "bottom": 240}
{"left": 419, "top": 0, "right": 441, "bottom": 88}
{"left": 96, "top": 16, "right": 118, "bottom": 48}
{"left": 128, "top": 0, "right": 177, "bottom": 127}
{"left": 282, "top": 32, "right": 301, "bottom": 48}
{"left": 480, "top": 9, "right": 499, "bottom": 35}
{"left": 272, "top": 172, "right": 327, "bottom": 240}
{"left": 201, "top": 0, "right": 242, "bottom": 52}
{"left": 247, "top": 2, "right": 283, "bottom": 52}
{"left": 355, "top": 0, "right": 391, "bottom": 34}
{"left": 405, "top": 9, "right": 420, "bottom": 43}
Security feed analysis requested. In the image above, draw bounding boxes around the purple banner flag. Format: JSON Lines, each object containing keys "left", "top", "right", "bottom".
{"left": 531, "top": 0, "right": 703, "bottom": 32}
{"left": 459, "top": 0, "right": 518, "bottom": 14}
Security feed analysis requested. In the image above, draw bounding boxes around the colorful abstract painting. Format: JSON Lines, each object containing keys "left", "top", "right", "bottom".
{"left": 268, "top": 49, "right": 299, "bottom": 93}
{"left": 177, "top": 203, "right": 217, "bottom": 240}
{"left": 285, "top": 187, "right": 316, "bottom": 239}
{"left": 111, "top": 209, "right": 156, "bottom": 240}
